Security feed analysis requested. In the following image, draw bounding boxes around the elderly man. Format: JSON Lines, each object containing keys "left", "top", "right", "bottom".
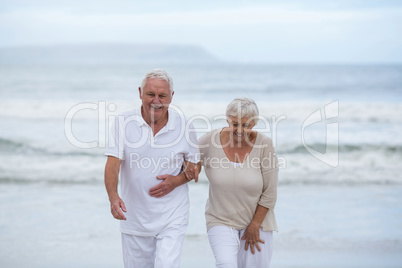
{"left": 104, "top": 69, "right": 199, "bottom": 268}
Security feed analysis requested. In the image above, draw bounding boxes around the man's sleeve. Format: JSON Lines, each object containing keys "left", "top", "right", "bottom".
{"left": 105, "top": 115, "right": 124, "bottom": 160}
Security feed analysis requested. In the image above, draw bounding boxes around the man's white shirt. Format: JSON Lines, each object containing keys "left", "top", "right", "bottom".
{"left": 105, "top": 107, "right": 200, "bottom": 236}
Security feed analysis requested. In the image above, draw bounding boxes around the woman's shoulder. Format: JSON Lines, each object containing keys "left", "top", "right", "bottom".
{"left": 199, "top": 129, "right": 219, "bottom": 143}
{"left": 198, "top": 129, "right": 222, "bottom": 156}
{"left": 255, "top": 132, "right": 274, "bottom": 147}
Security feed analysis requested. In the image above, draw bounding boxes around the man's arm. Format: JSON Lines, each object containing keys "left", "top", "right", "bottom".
{"left": 149, "top": 161, "right": 201, "bottom": 198}
{"left": 104, "top": 156, "right": 126, "bottom": 220}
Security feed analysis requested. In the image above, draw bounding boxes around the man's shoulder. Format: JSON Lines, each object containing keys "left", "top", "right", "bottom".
{"left": 169, "top": 108, "right": 186, "bottom": 119}
{"left": 168, "top": 108, "right": 191, "bottom": 127}
{"left": 112, "top": 108, "right": 145, "bottom": 128}
{"left": 117, "top": 108, "right": 140, "bottom": 118}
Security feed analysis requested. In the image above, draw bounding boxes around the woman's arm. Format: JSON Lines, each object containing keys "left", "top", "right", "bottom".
{"left": 241, "top": 136, "right": 279, "bottom": 254}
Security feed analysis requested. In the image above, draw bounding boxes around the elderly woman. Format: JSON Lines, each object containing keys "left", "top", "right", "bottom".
{"left": 198, "top": 97, "right": 278, "bottom": 268}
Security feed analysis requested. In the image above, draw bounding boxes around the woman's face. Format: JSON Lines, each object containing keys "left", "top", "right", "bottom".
{"left": 227, "top": 115, "right": 255, "bottom": 143}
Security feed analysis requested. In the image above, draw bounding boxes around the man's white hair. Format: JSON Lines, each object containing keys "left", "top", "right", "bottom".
{"left": 140, "top": 69, "right": 173, "bottom": 96}
{"left": 226, "top": 97, "right": 259, "bottom": 124}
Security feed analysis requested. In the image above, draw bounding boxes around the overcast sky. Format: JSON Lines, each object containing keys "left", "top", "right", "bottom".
{"left": 1, "top": 0, "right": 401, "bottom": 63}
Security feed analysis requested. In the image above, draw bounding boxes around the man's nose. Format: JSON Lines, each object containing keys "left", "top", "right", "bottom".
{"left": 152, "top": 96, "right": 161, "bottom": 103}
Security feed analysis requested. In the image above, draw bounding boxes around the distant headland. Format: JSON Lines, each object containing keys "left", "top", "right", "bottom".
{"left": 0, "top": 43, "right": 219, "bottom": 64}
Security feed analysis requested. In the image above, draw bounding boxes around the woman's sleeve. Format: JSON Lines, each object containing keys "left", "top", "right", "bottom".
{"left": 198, "top": 132, "right": 208, "bottom": 167}
{"left": 258, "top": 137, "right": 279, "bottom": 210}
{"left": 198, "top": 131, "right": 215, "bottom": 167}
{"left": 184, "top": 122, "right": 201, "bottom": 164}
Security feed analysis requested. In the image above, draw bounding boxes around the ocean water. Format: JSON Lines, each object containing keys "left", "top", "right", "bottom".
{"left": 0, "top": 63, "right": 402, "bottom": 267}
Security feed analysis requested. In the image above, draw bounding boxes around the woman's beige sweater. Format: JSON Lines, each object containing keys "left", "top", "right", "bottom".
{"left": 199, "top": 129, "right": 279, "bottom": 232}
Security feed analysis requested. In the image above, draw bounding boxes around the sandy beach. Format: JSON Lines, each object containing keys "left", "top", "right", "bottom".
{"left": 1, "top": 182, "right": 401, "bottom": 268}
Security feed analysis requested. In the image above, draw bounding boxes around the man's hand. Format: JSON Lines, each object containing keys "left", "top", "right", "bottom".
{"left": 149, "top": 174, "right": 178, "bottom": 198}
{"left": 241, "top": 222, "right": 265, "bottom": 254}
{"left": 183, "top": 161, "right": 199, "bottom": 183}
{"left": 110, "top": 197, "right": 127, "bottom": 221}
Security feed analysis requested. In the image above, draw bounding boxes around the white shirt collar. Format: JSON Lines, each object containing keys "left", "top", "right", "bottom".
{"left": 136, "top": 106, "right": 176, "bottom": 130}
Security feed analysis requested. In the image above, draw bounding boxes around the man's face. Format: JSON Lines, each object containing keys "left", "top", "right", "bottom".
{"left": 139, "top": 78, "right": 173, "bottom": 124}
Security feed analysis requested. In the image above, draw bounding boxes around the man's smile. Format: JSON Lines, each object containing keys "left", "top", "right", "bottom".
{"left": 151, "top": 105, "right": 163, "bottom": 110}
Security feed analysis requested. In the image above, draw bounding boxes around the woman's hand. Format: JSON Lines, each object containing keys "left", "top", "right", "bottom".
{"left": 183, "top": 161, "right": 199, "bottom": 182}
{"left": 241, "top": 222, "right": 265, "bottom": 254}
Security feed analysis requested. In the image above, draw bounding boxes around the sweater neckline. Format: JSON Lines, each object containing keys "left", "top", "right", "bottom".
{"left": 216, "top": 128, "right": 260, "bottom": 165}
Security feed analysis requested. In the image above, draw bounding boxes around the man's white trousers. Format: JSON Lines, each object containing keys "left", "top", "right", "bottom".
{"left": 121, "top": 224, "right": 187, "bottom": 268}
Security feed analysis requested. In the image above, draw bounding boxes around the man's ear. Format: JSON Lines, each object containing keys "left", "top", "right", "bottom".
{"left": 138, "top": 87, "right": 142, "bottom": 99}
